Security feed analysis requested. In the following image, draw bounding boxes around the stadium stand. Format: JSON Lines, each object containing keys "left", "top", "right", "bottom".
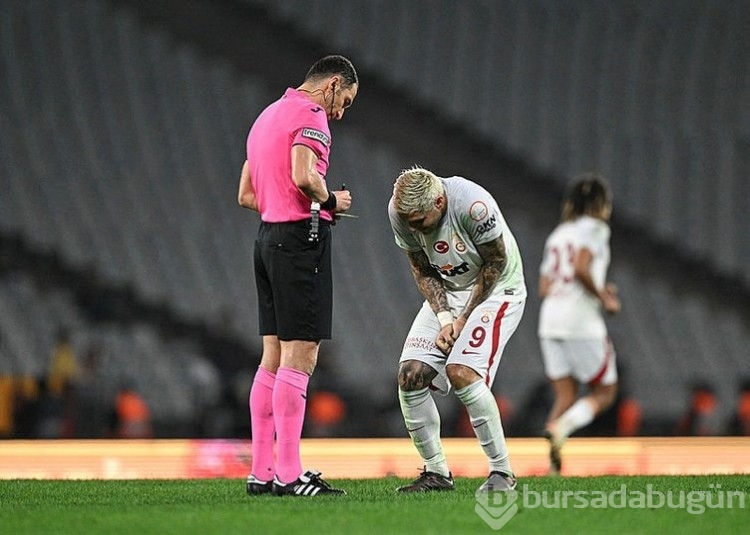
{"left": 0, "top": 0, "right": 748, "bottom": 437}
{"left": 249, "top": 0, "right": 750, "bottom": 286}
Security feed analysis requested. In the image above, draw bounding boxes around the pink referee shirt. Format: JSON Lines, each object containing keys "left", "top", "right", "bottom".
{"left": 246, "top": 88, "right": 333, "bottom": 223}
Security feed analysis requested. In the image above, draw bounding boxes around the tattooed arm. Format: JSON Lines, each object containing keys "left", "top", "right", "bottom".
{"left": 406, "top": 249, "right": 458, "bottom": 355}
{"left": 406, "top": 249, "right": 448, "bottom": 314}
{"left": 454, "top": 236, "right": 507, "bottom": 336}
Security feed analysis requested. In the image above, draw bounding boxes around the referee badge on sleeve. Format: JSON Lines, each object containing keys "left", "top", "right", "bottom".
{"left": 301, "top": 128, "right": 330, "bottom": 146}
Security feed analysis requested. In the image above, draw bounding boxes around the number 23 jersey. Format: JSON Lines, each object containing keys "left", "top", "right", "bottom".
{"left": 538, "top": 215, "right": 611, "bottom": 338}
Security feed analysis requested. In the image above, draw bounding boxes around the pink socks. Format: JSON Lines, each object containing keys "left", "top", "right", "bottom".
{"left": 272, "top": 367, "right": 310, "bottom": 483}
{"left": 249, "top": 366, "right": 311, "bottom": 484}
{"left": 249, "top": 367, "right": 276, "bottom": 482}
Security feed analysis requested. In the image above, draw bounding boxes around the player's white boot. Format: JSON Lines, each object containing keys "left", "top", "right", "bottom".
{"left": 476, "top": 471, "right": 517, "bottom": 492}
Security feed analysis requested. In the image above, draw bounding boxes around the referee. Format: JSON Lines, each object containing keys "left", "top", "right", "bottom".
{"left": 239, "top": 55, "right": 358, "bottom": 497}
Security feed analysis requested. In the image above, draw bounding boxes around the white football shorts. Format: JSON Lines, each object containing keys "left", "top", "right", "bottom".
{"left": 539, "top": 337, "right": 617, "bottom": 385}
{"left": 400, "top": 296, "right": 525, "bottom": 395}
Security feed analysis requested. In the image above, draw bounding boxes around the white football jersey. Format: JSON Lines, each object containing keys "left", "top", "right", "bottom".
{"left": 388, "top": 176, "right": 526, "bottom": 302}
{"left": 538, "top": 215, "right": 611, "bottom": 338}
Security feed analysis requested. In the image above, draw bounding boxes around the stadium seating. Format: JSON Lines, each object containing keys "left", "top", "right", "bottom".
{"left": 248, "top": 0, "right": 750, "bottom": 286}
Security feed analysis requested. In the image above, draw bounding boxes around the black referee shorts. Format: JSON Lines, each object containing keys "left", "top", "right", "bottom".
{"left": 254, "top": 220, "right": 333, "bottom": 341}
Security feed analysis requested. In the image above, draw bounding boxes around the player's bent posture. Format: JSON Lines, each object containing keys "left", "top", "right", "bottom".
{"left": 538, "top": 174, "right": 621, "bottom": 475}
{"left": 239, "top": 55, "right": 358, "bottom": 496}
{"left": 388, "top": 167, "right": 527, "bottom": 493}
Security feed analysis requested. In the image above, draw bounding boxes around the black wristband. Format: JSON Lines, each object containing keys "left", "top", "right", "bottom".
{"left": 320, "top": 189, "right": 337, "bottom": 211}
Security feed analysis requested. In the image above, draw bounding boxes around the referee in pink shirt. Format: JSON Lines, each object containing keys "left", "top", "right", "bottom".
{"left": 239, "top": 55, "right": 358, "bottom": 497}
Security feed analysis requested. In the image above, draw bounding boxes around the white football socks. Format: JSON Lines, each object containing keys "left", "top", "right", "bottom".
{"left": 455, "top": 381, "right": 512, "bottom": 475}
{"left": 554, "top": 397, "right": 596, "bottom": 440}
{"left": 399, "top": 388, "right": 450, "bottom": 478}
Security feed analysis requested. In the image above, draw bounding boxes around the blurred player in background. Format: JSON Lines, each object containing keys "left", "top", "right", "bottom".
{"left": 388, "top": 166, "right": 526, "bottom": 493}
{"left": 238, "top": 55, "right": 358, "bottom": 496}
{"left": 538, "top": 174, "right": 621, "bottom": 475}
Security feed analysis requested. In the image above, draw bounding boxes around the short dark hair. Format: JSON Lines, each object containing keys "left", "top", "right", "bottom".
{"left": 561, "top": 173, "right": 611, "bottom": 222}
{"left": 304, "top": 55, "right": 358, "bottom": 87}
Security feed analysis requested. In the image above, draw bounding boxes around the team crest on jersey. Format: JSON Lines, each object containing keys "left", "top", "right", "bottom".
{"left": 301, "top": 128, "right": 330, "bottom": 146}
{"left": 433, "top": 240, "right": 449, "bottom": 254}
{"left": 454, "top": 238, "right": 467, "bottom": 253}
{"left": 480, "top": 310, "right": 493, "bottom": 324}
{"left": 469, "top": 201, "right": 488, "bottom": 221}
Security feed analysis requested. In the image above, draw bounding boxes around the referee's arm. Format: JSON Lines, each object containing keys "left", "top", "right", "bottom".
{"left": 291, "top": 145, "right": 331, "bottom": 204}
{"left": 238, "top": 160, "right": 258, "bottom": 211}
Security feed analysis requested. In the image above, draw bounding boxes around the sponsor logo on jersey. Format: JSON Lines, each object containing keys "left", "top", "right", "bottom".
{"left": 432, "top": 261, "right": 470, "bottom": 277}
{"left": 301, "top": 128, "right": 330, "bottom": 146}
{"left": 461, "top": 348, "right": 481, "bottom": 356}
{"left": 404, "top": 336, "right": 439, "bottom": 351}
{"left": 469, "top": 201, "right": 488, "bottom": 221}
{"left": 476, "top": 214, "right": 497, "bottom": 236}
{"left": 433, "top": 240, "right": 450, "bottom": 254}
{"left": 310, "top": 107, "right": 323, "bottom": 113}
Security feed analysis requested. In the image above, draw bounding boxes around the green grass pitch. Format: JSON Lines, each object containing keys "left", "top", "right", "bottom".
{"left": 2, "top": 475, "right": 749, "bottom": 534}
